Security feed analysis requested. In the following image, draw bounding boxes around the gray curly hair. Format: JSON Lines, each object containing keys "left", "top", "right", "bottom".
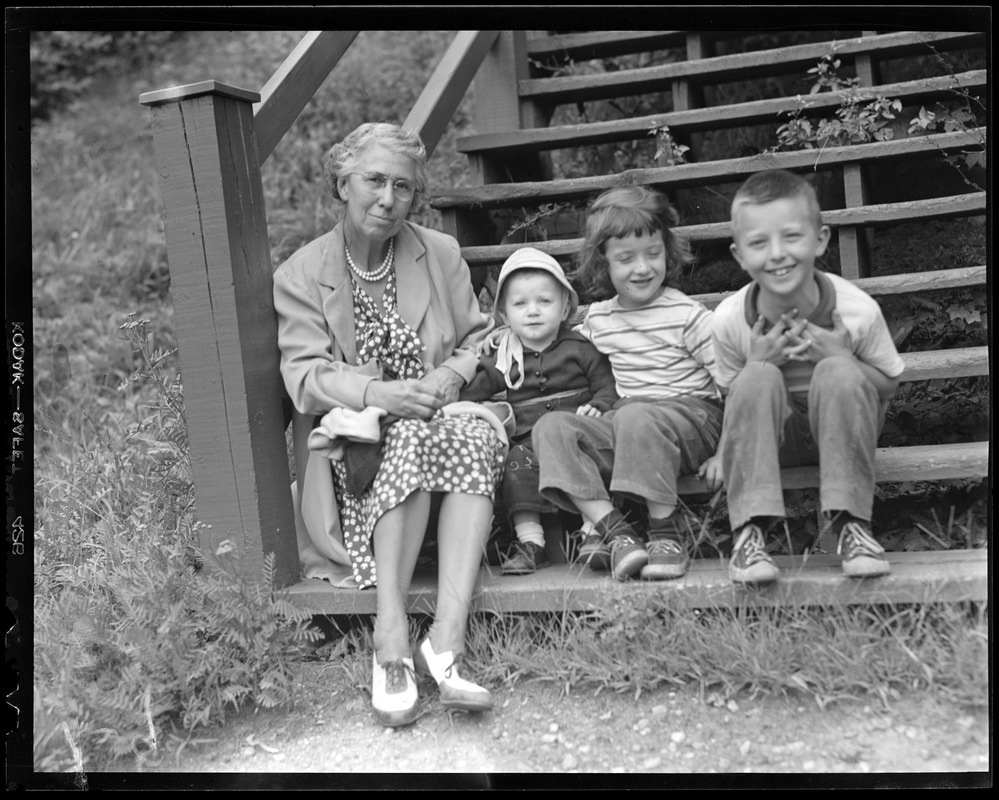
{"left": 323, "top": 122, "right": 429, "bottom": 201}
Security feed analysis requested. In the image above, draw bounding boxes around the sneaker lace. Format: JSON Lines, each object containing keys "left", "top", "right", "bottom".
{"left": 647, "top": 537, "right": 684, "bottom": 556}
{"left": 837, "top": 521, "right": 885, "bottom": 558}
{"left": 611, "top": 533, "right": 641, "bottom": 554}
{"left": 738, "top": 526, "right": 771, "bottom": 565}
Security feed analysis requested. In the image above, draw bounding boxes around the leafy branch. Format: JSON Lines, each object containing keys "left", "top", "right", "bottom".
{"left": 771, "top": 45, "right": 986, "bottom": 188}
{"left": 647, "top": 122, "right": 690, "bottom": 166}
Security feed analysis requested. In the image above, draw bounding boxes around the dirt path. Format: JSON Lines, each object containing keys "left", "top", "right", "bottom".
{"left": 110, "top": 660, "right": 989, "bottom": 787}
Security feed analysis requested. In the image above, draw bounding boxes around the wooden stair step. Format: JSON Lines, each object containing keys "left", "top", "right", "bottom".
{"left": 676, "top": 441, "right": 989, "bottom": 495}
{"left": 525, "top": 30, "right": 861, "bottom": 61}
{"left": 435, "top": 128, "right": 986, "bottom": 210}
{"left": 526, "top": 30, "right": 689, "bottom": 61}
{"left": 455, "top": 194, "right": 986, "bottom": 269}
{"left": 456, "top": 71, "right": 987, "bottom": 157}
{"left": 519, "top": 32, "right": 986, "bottom": 105}
{"left": 284, "top": 549, "right": 987, "bottom": 614}
{"left": 690, "top": 265, "right": 986, "bottom": 309}
{"left": 886, "top": 347, "right": 986, "bottom": 382}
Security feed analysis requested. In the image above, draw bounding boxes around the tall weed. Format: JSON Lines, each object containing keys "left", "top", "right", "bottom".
{"left": 33, "top": 316, "right": 321, "bottom": 772}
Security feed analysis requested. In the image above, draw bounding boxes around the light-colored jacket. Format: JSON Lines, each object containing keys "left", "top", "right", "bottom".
{"left": 273, "top": 221, "right": 493, "bottom": 585}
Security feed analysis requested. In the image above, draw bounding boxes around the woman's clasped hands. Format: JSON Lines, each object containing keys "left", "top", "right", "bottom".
{"left": 363, "top": 367, "right": 464, "bottom": 420}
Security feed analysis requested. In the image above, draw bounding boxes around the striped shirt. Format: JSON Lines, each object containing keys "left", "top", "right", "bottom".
{"left": 577, "top": 288, "right": 720, "bottom": 401}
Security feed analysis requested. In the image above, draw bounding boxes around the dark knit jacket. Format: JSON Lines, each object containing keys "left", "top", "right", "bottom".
{"left": 459, "top": 326, "right": 618, "bottom": 443}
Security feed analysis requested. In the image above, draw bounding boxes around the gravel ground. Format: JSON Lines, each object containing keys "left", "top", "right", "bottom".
{"left": 106, "top": 660, "right": 990, "bottom": 789}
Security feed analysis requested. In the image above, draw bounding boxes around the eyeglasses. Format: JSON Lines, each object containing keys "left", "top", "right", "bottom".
{"left": 347, "top": 171, "right": 417, "bottom": 201}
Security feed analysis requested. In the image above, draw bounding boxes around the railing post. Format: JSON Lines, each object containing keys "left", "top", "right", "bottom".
{"left": 838, "top": 32, "right": 881, "bottom": 279}
{"left": 139, "top": 81, "right": 299, "bottom": 588}
{"left": 669, "top": 32, "right": 713, "bottom": 164}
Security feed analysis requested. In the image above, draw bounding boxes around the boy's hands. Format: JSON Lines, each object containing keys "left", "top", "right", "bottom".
{"left": 747, "top": 311, "right": 810, "bottom": 366}
{"left": 697, "top": 453, "right": 724, "bottom": 492}
{"left": 750, "top": 309, "right": 854, "bottom": 367}
{"left": 576, "top": 404, "right": 603, "bottom": 417}
{"left": 794, "top": 309, "right": 853, "bottom": 363}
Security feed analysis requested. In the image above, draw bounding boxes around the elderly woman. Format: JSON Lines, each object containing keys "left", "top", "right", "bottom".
{"left": 274, "top": 123, "right": 503, "bottom": 728}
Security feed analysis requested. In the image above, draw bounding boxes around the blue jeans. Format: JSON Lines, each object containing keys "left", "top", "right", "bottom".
{"left": 719, "top": 357, "right": 883, "bottom": 530}
{"left": 533, "top": 396, "right": 723, "bottom": 512}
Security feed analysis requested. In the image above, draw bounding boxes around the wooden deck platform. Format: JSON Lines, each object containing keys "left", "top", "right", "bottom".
{"left": 284, "top": 549, "right": 988, "bottom": 615}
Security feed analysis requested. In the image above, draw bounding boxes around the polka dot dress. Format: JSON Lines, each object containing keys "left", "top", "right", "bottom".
{"left": 333, "top": 267, "right": 504, "bottom": 589}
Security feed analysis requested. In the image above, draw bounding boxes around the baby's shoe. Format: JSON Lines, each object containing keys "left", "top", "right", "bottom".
{"left": 501, "top": 541, "right": 550, "bottom": 575}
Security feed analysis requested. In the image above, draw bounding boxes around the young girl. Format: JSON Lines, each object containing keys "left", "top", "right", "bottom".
{"left": 532, "top": 186, "right": 723, "bottom": 581}
{"left": 460, "top": 247, "right": 618, "bottom": 575}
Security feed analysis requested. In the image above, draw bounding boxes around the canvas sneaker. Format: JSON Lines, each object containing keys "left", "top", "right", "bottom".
{"left": 500, "top": 541, "right": 550, "bottom": 576}
{"left": 641, "top": 536, "right": 690, "bottom": 580}
{"left": 838, "top": 521, "right": 891, "bottom": 578}
{"left": 576, "top": 530, "right": 612, "bottom": 571}
{"left": 728, "top": 523, "right": 780, "bottom": 585}
{"left": 610, "top": 533, "right": 649, "bottom": 581}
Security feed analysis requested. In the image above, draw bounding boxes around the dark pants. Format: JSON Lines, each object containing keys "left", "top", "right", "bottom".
{"left": 499, "top": 440, "right": 558, "bottom": 522}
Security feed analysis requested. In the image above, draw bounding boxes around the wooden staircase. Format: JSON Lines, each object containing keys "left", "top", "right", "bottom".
{"left": 140, "top": 30, "right": 988, "bottom": 614}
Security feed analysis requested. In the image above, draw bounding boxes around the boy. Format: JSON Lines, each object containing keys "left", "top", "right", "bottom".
{"left": 705, "top": 169, "right": 905, "bottom": 584}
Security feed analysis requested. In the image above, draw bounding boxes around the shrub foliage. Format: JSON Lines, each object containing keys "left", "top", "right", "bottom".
{"left": 34, "top": 316, "right": 320, "bottom": 771}
{"left": 30, "top": 31, "right": 180, "bottom": 122}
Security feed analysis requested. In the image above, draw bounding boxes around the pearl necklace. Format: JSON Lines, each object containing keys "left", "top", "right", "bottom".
{"left": 345, "top": 237, "right": 395, "bottom": 282}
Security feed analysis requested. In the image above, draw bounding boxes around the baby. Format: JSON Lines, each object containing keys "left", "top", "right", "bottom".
{"left": 461, "top": 247, "right": 618, "bottom": 574}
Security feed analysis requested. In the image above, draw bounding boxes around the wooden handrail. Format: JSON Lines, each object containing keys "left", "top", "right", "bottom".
{"left": 254, "top": 31, "right": 359, "bottom": 164}
{"left": 253, "top": 30, "right": 495, "bottom": 163}
{"left": 404, "top": 31, "right": 498, "bottom": 156}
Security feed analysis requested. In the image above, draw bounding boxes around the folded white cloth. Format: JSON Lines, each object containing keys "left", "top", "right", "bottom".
{"left": 307, "top": 406, "right": 388, "bottom": 460}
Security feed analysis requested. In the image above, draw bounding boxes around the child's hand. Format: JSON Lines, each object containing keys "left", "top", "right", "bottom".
{"left": 748, "top": 311, "right": 809, "bottom": 366}
{"left": 697, "top": 453, "right": 724, "bottom": 492}
{"left": 779, "top": 315, "right": 812, "bottom": 363}
{"left": 478, "top": 326, "right": 509, "bottom": 357}
{"left": 800, "top": 310, "right": 853, "bottom": 363}
{"left": 576, "top": 404, "right": 602, "bottom": 417}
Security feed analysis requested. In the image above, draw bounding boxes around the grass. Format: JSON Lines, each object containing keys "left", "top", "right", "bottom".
{"left": 319, "top": 598, "right": 989, "bottom": 715}
{"left": 27, "top": 30, "right": 988, "bottom": 774}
